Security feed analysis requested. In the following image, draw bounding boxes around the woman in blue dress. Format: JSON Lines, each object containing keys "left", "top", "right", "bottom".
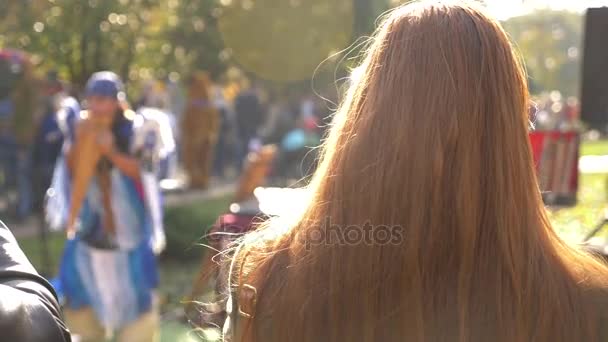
{"left": 47, "top": 72, "right": 169, "bottom": 341}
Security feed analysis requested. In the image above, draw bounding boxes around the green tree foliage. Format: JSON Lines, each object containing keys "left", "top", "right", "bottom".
{"left": 161, "top": 0, "right": 226, "bottom": 79}
{"left": 354, "top": 0, "right": 390, "bottom": 38}
{"left": 0, "top": 0, "right": 587, "bottom": 96}
{"left": 217, "top": 0, "right": 355, "bottom": 82}
{"left": 0, "top": 0, "right": 391, "bottom": 86}
{"left": 0, "top": 0, "right": 163, "bottom": 89}
{"left": 366, "top": 1, "right": 584, "bottom": 97}
{"left": 501, "top": 10, "right": 583, "bottom": 97}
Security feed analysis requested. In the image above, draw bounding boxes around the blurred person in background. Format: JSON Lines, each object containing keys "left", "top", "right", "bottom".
{"left": 300, "top": 92, "right": 317, "bottom": 119}
{"left": 212, "top": 77, "right": 236, "bottom": 180}
{"left": 166, "top": 77, "right": 185, "bottom": 153}
{"left": 32, "top": 72, "right": 80, "bottom": 212}
{"left": 259, "top": 90, "right": 296, "bottom": 146}
{"left": 272, "top": 115, "right": 320, "bottom": 181}
{"left": 0, "top": 49, "right": 38, "bottom": 220}
{"left": 135, "top": 80, "right": 170, "bottom": 112}
{"left": 167, "top": 77, "right": 185, "bottom": 126}
{"left": 134, "top": 80, "right": 155, "bottom": 111}
{"left": 234, "top": 79, "right": 264, "bottom": 171}
{"left": 181, "top": 71, "right": 219, "bottom": 188}
{"left": 0, "top": 95, "right": 18, "bottom": 214}
{"left": 134, "top": 79, "right": 177, "bottom": 180}
{"left": 225, "top": 2, "right": 608, "bottom": 342}
{"left": 46, "top": 71, "right": 166, "bottom": 342}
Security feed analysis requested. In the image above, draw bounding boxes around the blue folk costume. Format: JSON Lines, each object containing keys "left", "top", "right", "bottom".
{"left": 46, "top": 72, "right": 172, "bottom": 331}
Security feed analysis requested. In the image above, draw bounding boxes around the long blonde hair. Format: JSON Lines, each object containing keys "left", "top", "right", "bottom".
{"left": 232, "top": 2, "right": 608, "bottom": 341}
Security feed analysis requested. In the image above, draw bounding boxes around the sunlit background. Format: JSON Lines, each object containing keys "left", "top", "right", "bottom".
{"left": 484, "top": 0, "right": 608, "bottom": 19}
{"left": 3, "top": 1, "right": 608, "bottom": 341}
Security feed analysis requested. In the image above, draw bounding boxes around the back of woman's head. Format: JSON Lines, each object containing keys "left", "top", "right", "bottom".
{"left": 232, "top": 1, "right": 608, "bottom": 341}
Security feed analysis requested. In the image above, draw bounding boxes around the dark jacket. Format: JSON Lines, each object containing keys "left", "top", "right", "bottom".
{"left": 0, "top": 222, "right": 71, "bottom": 341}
{"left": 234, "top": 91, "right": 263, "bottom": 138}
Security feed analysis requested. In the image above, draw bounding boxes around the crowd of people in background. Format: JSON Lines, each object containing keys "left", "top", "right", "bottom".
{"left": 531, "top": 91, "right": 580, "bottom": 131}
{"left": 0, "top": 50, "right": 330, "bottom": 221}
{"left": 1, "top": 66, "right": 590, "bottom": 223}
{"left": 0, "top": 47, "right": 592, "bottom": 225}
{"left": 132, "top": 72, "right": 328, "bottom": 186}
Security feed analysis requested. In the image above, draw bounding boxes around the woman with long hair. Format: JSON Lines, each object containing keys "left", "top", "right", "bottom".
{"left": 224, "top": 1, "right": 608, "bottom": 341}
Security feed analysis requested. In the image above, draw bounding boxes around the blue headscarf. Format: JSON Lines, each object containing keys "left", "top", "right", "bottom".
{"left": 85, "top": 71, "right": 125, "bottom": 100}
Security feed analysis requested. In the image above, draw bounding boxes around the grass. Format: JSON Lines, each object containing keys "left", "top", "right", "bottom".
{"left": 160, "top": 321, "right": 199, "bottom": 342}
{"left": 163, "top": 195, "right": 232, "bottom": 261}
{"left": 549, "top": 139, "right": 608, "bottom": 241}
{"left": 580, "top": 139, "right": 608, "bottom": 156}
{"left": 17, "top": 231, "right": 65, "bottom": 276}
{"left": 548, "top": 173, "right": 607, "bottom": 241}
{"left": 160, "top": 322, "right": 220, "bottom": 342}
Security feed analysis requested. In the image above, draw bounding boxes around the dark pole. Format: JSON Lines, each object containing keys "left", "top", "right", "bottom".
{"left": 35, "top": 168, "right": 54, "bottom": 277}
{"left": 37, "top": 208, "right": 53, "bottom": 277}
